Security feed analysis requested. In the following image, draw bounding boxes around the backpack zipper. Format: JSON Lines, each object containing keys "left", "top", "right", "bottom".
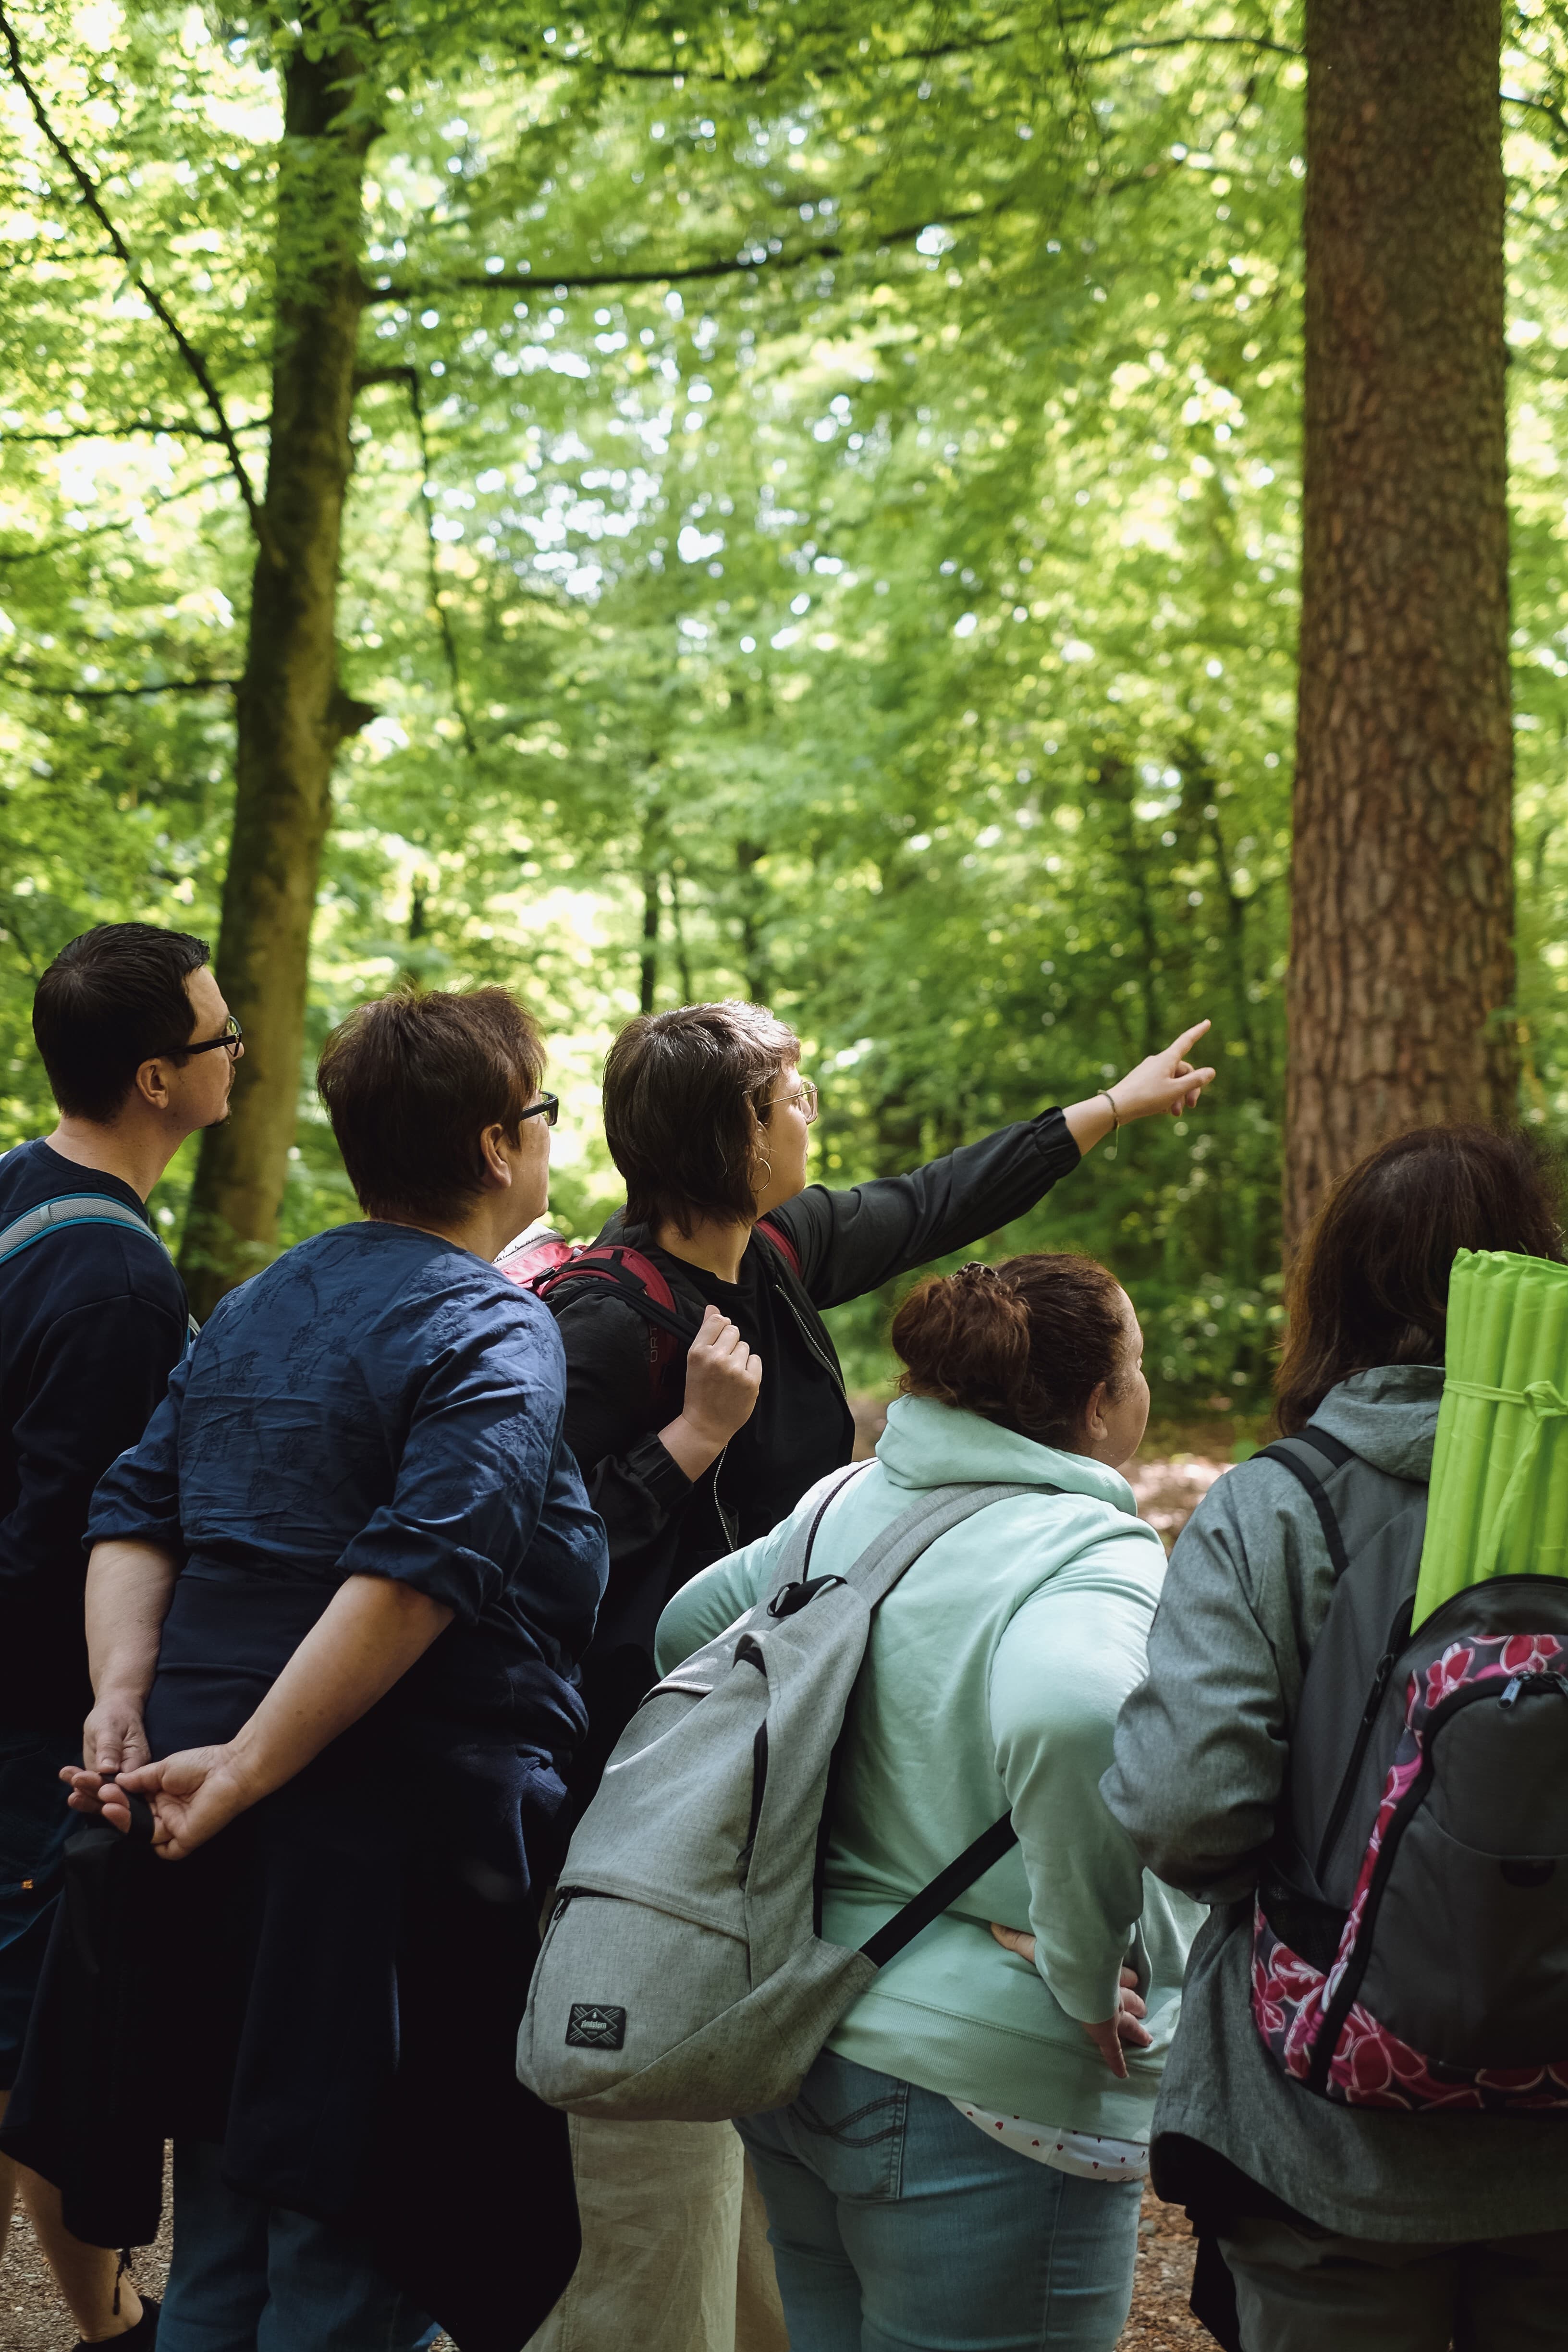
{"left": 1308, "top": 1667, "right": 1568, "bottom": 2091}
{"left": 711, "top": 1442, "right": 739, "bottom": 1551}
{"left": 735, "top": 1721, "right": 769, "bottom": 1886}
{"left": 1317, "top": 1581, "right": 1568, "bottom": 1880}
{"left": 772, "top": 1274, "right": 847, "bottom": 1396}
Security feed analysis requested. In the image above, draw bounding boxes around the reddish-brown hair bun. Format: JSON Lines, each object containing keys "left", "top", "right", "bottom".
{"left": 891, "top": 1252, "right": 1130, "bottom": 1451}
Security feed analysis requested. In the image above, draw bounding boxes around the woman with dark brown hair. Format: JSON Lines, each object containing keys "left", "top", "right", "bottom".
{"left": 529, "top": 1001, "right": 1215, "bottom": 2352}
{"left": 653, "top": 1252, "right": 1204, "bottom": 2352}
{"left": 1103, "top": 1125, "right": 1568, "bottom": 2352}
{"left": 1, "top": 989, "right": 608, "bottom": 2352}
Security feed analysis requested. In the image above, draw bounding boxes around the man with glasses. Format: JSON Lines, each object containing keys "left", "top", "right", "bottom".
{"left": 0, "top": 921, "right": 240, "bottom": 2349}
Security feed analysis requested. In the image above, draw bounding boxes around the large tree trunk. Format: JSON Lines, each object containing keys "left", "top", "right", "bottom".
{"left": 1285, "top": 0, "right": 1516, "bottom": 1247}
{"left": 180, "top": 15, "right": 374, "bottom": 1316}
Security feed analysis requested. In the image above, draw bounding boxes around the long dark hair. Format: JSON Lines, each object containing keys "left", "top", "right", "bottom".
{"left": 1274, "top": 1125, "right": 1565, "bottom": 1435}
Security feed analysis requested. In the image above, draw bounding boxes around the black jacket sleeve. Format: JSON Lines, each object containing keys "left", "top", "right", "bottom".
{"left": 769, "top": 1107, "right": 1082, "bottom": 1312}
{"left": 556, "top": 1290, "right": 694, "bottom": 1650}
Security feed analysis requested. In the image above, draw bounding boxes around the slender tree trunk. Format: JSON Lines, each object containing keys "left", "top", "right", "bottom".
{"left": 1286, "top": 0, "right": 1515, "bottom": 1248}
{"left": 639, "top": 867, "right": 660, "bottom": 1014}
{"left": 735, "top": 838, "right": 769, "bottom": 1004}
{"left": 666, "top": 871, "right": 695, "bottom": 1003}
{"left": 1099, "top": 757, "right": 1164, "bottom": 1056}
{"left": 180, "top": 15, "right": 375, "bottom": 1314}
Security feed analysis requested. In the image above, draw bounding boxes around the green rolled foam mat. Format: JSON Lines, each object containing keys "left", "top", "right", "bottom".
{"left": 1414, "top": 1248, "right": 1568, "bottom": 1629}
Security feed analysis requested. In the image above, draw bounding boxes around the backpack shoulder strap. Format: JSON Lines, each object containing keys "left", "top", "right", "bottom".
{"left": 753, "top": 1215, "right": 802, "bottom": 1280}
{"left": 1251, "top": 1431, "right": 1350, "bottom": 1580}
{"left": 1290, "top": 1425, "right": 1353, "bottom": 1473}
{"left": 536, "top": 1243, "right": 703, "bottom": 1409}
{"left": 841, "top": 1480, "right": 1044, "bottom": 1612}
{"left": 534, "top": 1245, "right": 696, "bottom": 1342}
{"left": 0, "top": 1193, "right": 199, "bottom": 1353}
{"left": 0, "top": 1193, "right": 161, "bottom": 1268}
{"left": 859, "top": 1811, "right": 1020, "bottom": 1969}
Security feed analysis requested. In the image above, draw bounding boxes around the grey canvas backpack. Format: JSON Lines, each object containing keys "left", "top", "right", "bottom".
{"left": 517, "top": 1470, "right": 1037, "bottom": 2121}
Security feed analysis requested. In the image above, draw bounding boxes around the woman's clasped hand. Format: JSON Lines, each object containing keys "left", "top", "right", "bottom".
{"left": 989, "top": 1926, "right": 1153, "bottom": 2082}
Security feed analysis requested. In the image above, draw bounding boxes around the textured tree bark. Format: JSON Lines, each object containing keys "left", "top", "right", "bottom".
{"left": 181, "top": 17, "right": 375, "bottom": 1316}
{"left": 1286, "top": 0, "right": 1516, "bottom": 1248}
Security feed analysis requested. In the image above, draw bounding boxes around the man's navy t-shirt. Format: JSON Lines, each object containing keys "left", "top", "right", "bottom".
{"left": 0, "top": 1139, "right": 188, "bottom": 1730}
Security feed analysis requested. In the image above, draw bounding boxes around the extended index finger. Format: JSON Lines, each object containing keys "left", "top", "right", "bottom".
{"left": 1168, "top": 1019, "right": 1212, "bottom": 1059}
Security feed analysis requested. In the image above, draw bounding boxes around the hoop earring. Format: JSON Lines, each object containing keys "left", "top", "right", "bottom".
{"left": 754, "top": 1154, "right": 773, "bottom": 1186}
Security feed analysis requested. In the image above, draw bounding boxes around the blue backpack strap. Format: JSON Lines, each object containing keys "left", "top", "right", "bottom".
{"left": 1251, "top": 1428, "right": 1351, "bottom": 1579}
{"left": 0, "top": 1193, "right": 199, "bottom": 1352}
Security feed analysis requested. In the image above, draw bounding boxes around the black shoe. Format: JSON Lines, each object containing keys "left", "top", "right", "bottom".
{"left": 75, "top": 2293, "right": 159, "bottom": 2350}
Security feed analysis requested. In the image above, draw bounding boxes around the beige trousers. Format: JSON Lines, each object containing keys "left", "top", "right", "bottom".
{"left": 527, "top": 2113, "right": 788, "bottom": 2352}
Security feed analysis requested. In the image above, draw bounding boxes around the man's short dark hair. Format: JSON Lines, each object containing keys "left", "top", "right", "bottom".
{"left": 317, "top": 987, "right": 545, "bottom": 1225}
{"left": 33, "top": 923, "right": 211, "bottom": 1123}
{"left": 602, "top": 1001, "right": 800, "bottom": 1236}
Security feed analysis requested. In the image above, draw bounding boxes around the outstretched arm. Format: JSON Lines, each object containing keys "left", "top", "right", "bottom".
{"left": 775, "top": 1019, "right": 1217, "bottom": 1312}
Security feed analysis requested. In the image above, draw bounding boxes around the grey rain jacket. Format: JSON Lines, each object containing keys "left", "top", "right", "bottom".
{"left": 1102, "top": 1364, "right": 1568, "bottom": 2242}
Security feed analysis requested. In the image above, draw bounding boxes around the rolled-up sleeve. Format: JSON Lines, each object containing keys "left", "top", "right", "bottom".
{"left": 334, "top": 1316, "right": 565, "bottom": 1624}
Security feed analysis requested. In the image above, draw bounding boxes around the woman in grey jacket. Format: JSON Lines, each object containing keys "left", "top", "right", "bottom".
{"left": 1102, "top": 1125, "right": 1568, "bottom": 2352}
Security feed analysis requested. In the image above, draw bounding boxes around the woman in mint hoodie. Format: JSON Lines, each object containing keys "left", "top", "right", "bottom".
{"left": 655, "top": 1252, "right": 1202, "bottom": 2352}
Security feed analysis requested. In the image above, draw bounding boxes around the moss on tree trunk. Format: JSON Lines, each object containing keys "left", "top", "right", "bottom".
{"left": 180, "top": 16, "right": 374, "bottom": 1316}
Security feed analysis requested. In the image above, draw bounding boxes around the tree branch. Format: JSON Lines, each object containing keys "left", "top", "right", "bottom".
{"left": 1089, "top": 34, "right": 1303, "bottom": 64}
{"left": 0, "top": 0, "right": 267, "bottom": 543}
{"left": 523, "top": 27, "right": 1023, "bottom": 86}
{"left": 368, "top": 207, "right": 988, "bottom": 305}
{"left": 355, "top": 365, "right": 476, "bottom": 754}
{"left": 9, "top": 674, "right": 240, "bottom": 699}
{"left": 1502, "top": 89, "right": 1568, "bottom": 145}
{"left": 0, "top": 464, "right": 239, "bottom": 563}
{"left": 1, "top": 419, "right": 267, "bottom": 447}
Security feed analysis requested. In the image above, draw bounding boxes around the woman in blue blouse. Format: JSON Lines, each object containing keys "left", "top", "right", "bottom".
{"left": 10, "top": 988, "right": 607, "bottom": 2352}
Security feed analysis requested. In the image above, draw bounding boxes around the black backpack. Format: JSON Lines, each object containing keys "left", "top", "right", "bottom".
{"left": 1251, "top": 1424, "right": 1568, "bottom": 2112}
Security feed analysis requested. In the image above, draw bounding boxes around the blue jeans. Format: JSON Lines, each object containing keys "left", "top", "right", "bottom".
{"left": 159, "top": 2141, "right": 437, "bottom": 2352}
{"left": 0, "top": 1728, "right": 79, "bottom": 2089}
{"left": 737, "top": 2050, "right": 1142, "bottom": 2352}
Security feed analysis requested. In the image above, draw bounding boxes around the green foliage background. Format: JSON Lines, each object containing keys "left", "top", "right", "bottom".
{"left": 2, "top": 0, "right": 1566, "bottom": 1406}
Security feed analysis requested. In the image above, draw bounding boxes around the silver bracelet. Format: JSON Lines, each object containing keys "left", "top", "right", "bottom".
{"left": 1101, "top": 1087, "right": 1121, "bottom": 1129}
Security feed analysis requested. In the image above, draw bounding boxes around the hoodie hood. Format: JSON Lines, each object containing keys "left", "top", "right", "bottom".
{"left": 1311, "top": 1362, "right": 1445, "bottom": 1482}
{"left": 874, "top": 1391, "right": 1140, "bottom": 1515}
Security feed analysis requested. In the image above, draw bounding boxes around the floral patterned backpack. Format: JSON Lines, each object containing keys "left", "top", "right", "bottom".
{"left": 1250, "top": 1424, "right": 1568, "bottom": 2112}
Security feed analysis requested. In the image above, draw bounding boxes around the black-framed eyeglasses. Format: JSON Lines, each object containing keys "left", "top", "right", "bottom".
{"left": 185, "top": 1015, "right": 244, "bottom": 1061}
{"left": 520, "top": 1092, "right": 559, "bottom": 1127}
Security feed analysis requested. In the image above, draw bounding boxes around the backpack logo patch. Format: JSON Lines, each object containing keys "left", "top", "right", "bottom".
{"left": 566, "top": 2003, "right": 627, "bottom": 2050}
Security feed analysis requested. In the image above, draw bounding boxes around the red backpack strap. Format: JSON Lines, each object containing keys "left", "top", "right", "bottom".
{"left": 532, "top": 1245, "right": 695, "bottom": 1407}
{"left": 533, "top": 1245, "right": 688, "bottom": 1334}
{"left": 753, "top": 1216, "right": 802, "bottom": 1279}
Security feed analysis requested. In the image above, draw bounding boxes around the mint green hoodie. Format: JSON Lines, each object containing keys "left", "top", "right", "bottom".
{"left": 654, "top": 1394, "right": 1205, "bottom": 2140}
